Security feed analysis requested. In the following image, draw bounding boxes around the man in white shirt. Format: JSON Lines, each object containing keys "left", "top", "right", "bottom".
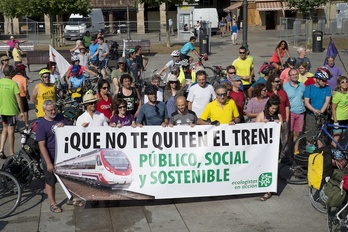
{"left": 76, "top": 91, "right": 108, "bottom": 127}
{"left": 187, "top": 70, "right": 216, "bottom": 118}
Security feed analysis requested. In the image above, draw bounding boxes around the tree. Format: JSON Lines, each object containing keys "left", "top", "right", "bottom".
{"left": 285, "top": 0, "right": 329, "bottom": 45}
{"left": 0, "top": 0, "right": 90, "bottom": 45}
{"left": 286, "top": 0, "right": 328, "bottom": 14}
{"left": 138, "top": 0, "right": 195, "bottom": 47}
{"left": 0, "top": 0, "right": 90, "bottom": 18}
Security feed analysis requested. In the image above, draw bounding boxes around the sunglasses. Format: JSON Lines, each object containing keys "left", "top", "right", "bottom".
{"left": 239, "top": 52, "right": 246, "bottom": 54}
{"left": 341, "top": 80, "right": 348, "bottom": 84}
{"left": 216, "top": 93, "right": 227, "bottom": 97}
{"left": 228, "top": 72, "right": 236, "bottom": 74}
{"left": 3, "top": 59, "right": 9, "bottom": 62}
{"left": 102, "top": 86, "right": 109, "bottom": 90}
{"left": 118, "top": 106, "right": 126, "bottom": 109}
{"left": 274, "top": 80, "right": 281, "bottom": 83}
{"left": 42, "top": 75, "right": 50, "bottom": 78}
{"left": 86, "top": 102, "right": 96, "bottom": 105}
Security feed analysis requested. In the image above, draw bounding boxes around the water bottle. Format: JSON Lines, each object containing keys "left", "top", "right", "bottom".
{"left": 21, "top": 129, "right": 27, "bottom": 145}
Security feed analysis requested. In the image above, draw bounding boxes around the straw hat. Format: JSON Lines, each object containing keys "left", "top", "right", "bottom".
{"left": 83, "top": 91, "right": 98, "bottom": 104}
{"left": 167, "top": 74, "right": 178, "bottom": 82}
{"left": 0, "top": 56, "right": 8, "bottom": 62}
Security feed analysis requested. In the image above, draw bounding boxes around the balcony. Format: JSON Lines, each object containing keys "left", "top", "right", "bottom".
{"left": 90, "top": 0, "right": 136, "bottom": 8}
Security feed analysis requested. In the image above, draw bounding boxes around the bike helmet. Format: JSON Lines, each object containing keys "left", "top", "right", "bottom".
{"left": 286, "top": 57, "right": 296, "bottom": 66}
{"left": 315, "top": 67, "right": 332, "bottom": 81}
{"left": 171, "top": 50, "right": 180, "bottom": 57}
{"left": 144, "top": 85, "right": 158, "bottom": 95}
{"left": 71, "top": 55, "right": 80, "bottom": 62}
{"left": 180, "top": 59, "right": 189, "bottom": 67}
{"left": 71, "top": 65, "right": 80, "bottom": 75}
{"left": 39, "top": 69, "right": 50, "bottom": 77}
{"left": 260, "top": 64, "right": 274, "bottom": 76}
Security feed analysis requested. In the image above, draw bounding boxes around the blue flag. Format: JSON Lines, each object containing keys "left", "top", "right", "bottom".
{"left": 324, "top": 38, "right": 338, "bottom": 65}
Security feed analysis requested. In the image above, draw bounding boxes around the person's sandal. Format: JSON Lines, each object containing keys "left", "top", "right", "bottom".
{"left": 50, "top": 204, "right": 62, "bottom": 213}
{"left": 0, "top": 151, "right": 6, "bottom": 160}
{"left": 260, "top": 192, "right": 272, "bottom": 201}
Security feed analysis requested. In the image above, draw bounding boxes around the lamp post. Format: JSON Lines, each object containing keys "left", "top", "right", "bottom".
{"left": 242, "top": 0, "right": 248, "bottom": 47}
{"left": 127, "top": 5, "right": 131, "bottom": 40}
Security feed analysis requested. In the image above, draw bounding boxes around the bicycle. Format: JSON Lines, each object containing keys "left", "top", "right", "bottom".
{"left": 0, "top": 169, "right": 22, "bottom": 218}
{"left": 309, "top": 123, "right": 348, "bottom": 214}
{"left": 191, "top": 55, "right": 226, "bottom": 86}
{"left": 279, "top": 115, "right": 329, "bottom": 186}
{"left": 2, "top": 127, "right": 43, "bottom": 189}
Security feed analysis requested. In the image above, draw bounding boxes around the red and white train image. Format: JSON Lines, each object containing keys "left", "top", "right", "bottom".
{"left": 55, "top": 149, "right": 133, "bottom": 189}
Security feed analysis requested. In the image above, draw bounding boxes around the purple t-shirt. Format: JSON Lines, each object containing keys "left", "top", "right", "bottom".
{"left": 326, "top": 65, "right": 342, "bottom": 91}
{"left": 35, "top": 114, "right": 67, "bottom": 161}
{"left": 110, "top": 114, "right": 134, "bottom": 126}
{"left": 246, "top": 97, "right": 269, "bottom": 122}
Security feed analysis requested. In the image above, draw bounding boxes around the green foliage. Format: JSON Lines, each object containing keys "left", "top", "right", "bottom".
{"left": 137, "top": 0, "right": 195, "bottom": 7}
{"left": 0, "top": 0, "right": 91, "bottom": 18}
{"left": 286, "top": 0, "right": 329, "bottom": 14}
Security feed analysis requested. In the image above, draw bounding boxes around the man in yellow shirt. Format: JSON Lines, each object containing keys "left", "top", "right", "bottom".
{"left": 198, "top": 84, "right": 240, "bottom": 125}
{"left": 232, "top": 46, "right": 254, "bottom": 93}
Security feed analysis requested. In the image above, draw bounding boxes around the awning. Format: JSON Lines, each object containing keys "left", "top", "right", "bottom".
{"left": 223, "top": 2, "right": 243, "bottom": 12}
{"left": 256, "top": 2, "right": 283, "bottom": 11}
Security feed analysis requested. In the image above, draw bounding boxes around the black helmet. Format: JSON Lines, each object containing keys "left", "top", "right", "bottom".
{"left": 260, "top": 64, "right": 274, "bottom": 75}
{"left": 144, "top": 85, "right": 158, "bottom": 95}
{"left": 286, "top": 57, "right": 296, "bottom": 66}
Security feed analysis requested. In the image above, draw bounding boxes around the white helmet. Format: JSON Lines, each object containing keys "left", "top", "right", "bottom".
{"left": 71, "top": 55, "right": 80, "bottom": 62}
{"left": 171, "top": 50, "right": 180, "bottom": 57}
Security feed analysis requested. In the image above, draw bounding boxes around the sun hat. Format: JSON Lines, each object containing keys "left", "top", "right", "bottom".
{"left": 232, "top": 76, "right": 241, "bottom": 81}
{"left": 117, "top": 57, "right": 126, "bottom": 64}
{"left": 167, "top": 74, "right": 178, "bottom": 82}
{"left": 83, "top": 91, "right": 98, "bottom": 104}
{"left": 10, "top": 36, "right": 14, "bottom": 39}
{"left": 1, "top": 56, "right": 9, "bottom": 62}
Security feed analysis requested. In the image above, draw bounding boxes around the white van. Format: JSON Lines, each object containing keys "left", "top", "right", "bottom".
{"left": 192, "top": 8, "right": 219, "bottom": 35}
{"left": 64, "top": 8, "right": 105, "bottom": 40}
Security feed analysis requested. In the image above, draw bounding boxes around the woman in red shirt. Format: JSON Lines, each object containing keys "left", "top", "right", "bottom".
{"left": 96, "top": 79, "right": 112, "bottom": 122}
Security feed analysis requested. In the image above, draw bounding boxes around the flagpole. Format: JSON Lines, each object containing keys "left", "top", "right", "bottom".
{"left": 329, "top": 37, "right": 348, "bottom": 75}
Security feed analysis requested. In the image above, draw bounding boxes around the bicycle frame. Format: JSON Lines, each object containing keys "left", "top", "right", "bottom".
{"left": 320, "top": 124, "right": 348, "bottom": 151}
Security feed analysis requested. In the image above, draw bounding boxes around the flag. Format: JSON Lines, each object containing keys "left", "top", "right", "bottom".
{"left": 324, "top": 38, "right": 338, "bottom": 65}
{"left": 49, "top": 45, "right": 70, "bottom": 78}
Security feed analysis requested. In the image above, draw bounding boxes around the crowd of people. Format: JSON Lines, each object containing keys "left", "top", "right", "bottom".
{"left": 0, "top": 31, "right": 346, "bottom": 211}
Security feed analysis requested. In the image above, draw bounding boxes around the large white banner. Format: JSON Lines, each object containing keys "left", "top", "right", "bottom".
{"left": 55, "top": 123, "right": 281, "bottom": 200}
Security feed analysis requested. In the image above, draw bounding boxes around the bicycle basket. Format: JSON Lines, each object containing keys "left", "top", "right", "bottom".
{"left": 2, "top": 158, "right": 33, "bottom": 186}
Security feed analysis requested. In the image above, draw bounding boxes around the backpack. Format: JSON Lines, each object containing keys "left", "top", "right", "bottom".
{"left": 320, "top": 169, "right": 348, "bottom": 207}
{"left": 308, "top": 148, "right": 334, "bottom": 190}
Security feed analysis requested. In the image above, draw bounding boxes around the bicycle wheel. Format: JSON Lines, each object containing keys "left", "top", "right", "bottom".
{"left": 327, "top": 205, "right": 348, "bottom": 232}
{"left": 309, "top": 187, "right": 327, "bottom": 214}
{"left": 204, "top": 67, "right": 216, "bottom": 81}
{"left": 2, "top": 151, "right": 34, "bottom": 189}
{"left": 278, "top": 163, "right": 308, "bottom": 185}
{"left": 295, "top": 134, "right": 326, "bottom": 155}
{"left": 0, "top": 170, "right": 22, "bottom": 219}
